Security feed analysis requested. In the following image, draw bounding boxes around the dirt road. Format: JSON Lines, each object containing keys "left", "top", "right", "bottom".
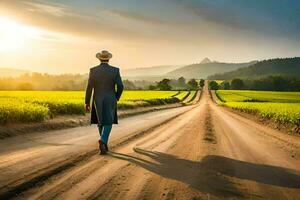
{"left": 0, "top": 86, "right": 299, "bottom": 200}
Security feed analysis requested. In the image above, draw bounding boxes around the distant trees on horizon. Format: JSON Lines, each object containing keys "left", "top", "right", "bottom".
{"left": 148, "top": 77, "right": 203, "bottom": 91}
{"left": 0, "top": 72, "right": 87, "bottom": 91}
{"left": 209, "top": 76, "right": 300, "bottom": 91}
{"left": 0, "top": 73, "right": 203, "bottom": 91}
{"left": 2, "top": 72, "right": 297, "bottom": 92}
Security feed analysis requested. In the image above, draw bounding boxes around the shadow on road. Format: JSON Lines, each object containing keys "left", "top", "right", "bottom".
{"left": 200, "top": 155, "right": 300, "bottom": 188}
{"left": 109, "top": 148, "right": 300, "bottom": 198}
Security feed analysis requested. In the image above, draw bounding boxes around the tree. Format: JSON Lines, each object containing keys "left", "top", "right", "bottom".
{"left": 270, "top": 76, "right": 288, "bottom": 91}
{"left": 231, "top": 78, "right": 244, "bottom": 90}
{"left": 123, "top": 80, "right": 136, "bottom": 90}
{"left": 187, "top": 79, "right": 198, "bottom": 90}
{"left": 157, "top": 79, "right": 172, "bottom": 90}
{"left": 199, "top": 79, "right": 205, "bottom": 88}
{"left": 178, "top": 77, "right": 186, "bottom": 87}
{"left": 149, "top": 85, "right": 157, "bottom": 90}
{"left": 16, "top": 82, "right": 34, "bottom": 90}
{"left": 209, "top": 81, "right": 219, "bottom": 90}
{"left": 220, "top": 81, "right": 230, "bottom": 90}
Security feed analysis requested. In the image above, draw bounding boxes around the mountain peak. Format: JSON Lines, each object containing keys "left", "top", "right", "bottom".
{"left": 201, "top": 57, "right": 211, "bottom": 64}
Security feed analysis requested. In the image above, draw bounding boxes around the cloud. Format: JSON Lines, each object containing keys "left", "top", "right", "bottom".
{"left": 0, "top": 0, "right": 196, "bottom": 46}
{"left": 170, "top": 0, "right": 300, "bottom": 39}
{"left": 0, "top": 1, "right": 148, "bottom": 43}
{"left": 22, "top": 1, "right": 68, "bottom": 17}
{"left": 1, "top": 0, "right": 300, "bottom": 72}
{"left": 103, "top": 8, "right": 167, "bottom": 25}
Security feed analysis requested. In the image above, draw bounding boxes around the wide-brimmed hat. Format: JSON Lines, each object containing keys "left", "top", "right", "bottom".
{"left": 96, "top": 50, "right": 113, "bottom": 60}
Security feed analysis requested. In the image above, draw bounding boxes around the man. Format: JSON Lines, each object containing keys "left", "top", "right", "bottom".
{"left": 85, "top": 50, "right": 124, "bottom": 155}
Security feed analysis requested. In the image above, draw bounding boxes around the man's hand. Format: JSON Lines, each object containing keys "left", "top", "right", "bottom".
{"left": 85, "top": 104, "right": 91, "bottom": 112}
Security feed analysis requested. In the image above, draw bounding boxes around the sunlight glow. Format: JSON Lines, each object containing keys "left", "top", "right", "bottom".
{"left": 0, "top": 17, "right": 42, "bottom": 52}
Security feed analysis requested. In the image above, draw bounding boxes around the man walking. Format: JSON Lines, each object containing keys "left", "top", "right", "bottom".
{"left": 85, "top": 50, "right": 124, "bottom": 155}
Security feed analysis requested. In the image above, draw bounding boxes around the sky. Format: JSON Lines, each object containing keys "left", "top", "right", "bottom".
{"left": 0, "top": 0, "right": 299, "bottom": 74}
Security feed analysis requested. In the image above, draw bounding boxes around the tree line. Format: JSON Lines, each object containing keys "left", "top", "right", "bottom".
{"left": 0, "top": 73, "right": 87, "bottom": 91}
{"left": 0, "top": 73, "right": 204, "bottom": 91}
{"left": 148, "top": 77, "right": 204, "bottom": 91}
{"left": 209, "top": 76, "right": 300, "bottom": 91}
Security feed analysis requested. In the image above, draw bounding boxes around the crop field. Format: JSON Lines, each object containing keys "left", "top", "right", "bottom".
{"left": 174, "top": 91, "right": 190, "bottom": 101}
{"left": 183, "top": 91, "right": 197, "bottom": 103}
{"left": 216, "top": 90, "right": 300, "bottom": 125}
{"left": 217, "top": 90, "right": 300, "bottom": 103}
{"left": 0, "top": 90, "right": 195, "bottom": 124}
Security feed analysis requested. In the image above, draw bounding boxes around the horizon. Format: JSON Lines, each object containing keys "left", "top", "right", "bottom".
{"left": 0, "top": 57, "right": 278, "bottom": 76}
{"left": 2, "top": 56, "right": 298, "bottom": 76}
{"left": 1, "top": 0, "right": 300, "bottom": 74}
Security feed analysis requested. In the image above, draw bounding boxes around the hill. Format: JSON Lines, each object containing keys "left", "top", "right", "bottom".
{"left": 0, "top": 68, "right": 30, "bottom": 78}
{"left": 166, "top": 61, "right": 256, "bottom": 79}
{"left": 200, "top": 57, "right": 211, "bottom": 64}
{"left": 208, "top": 57, "right": 300, "bottom": 80}
{"left": 122, "top": 65, "right": 183, "bottom": 78}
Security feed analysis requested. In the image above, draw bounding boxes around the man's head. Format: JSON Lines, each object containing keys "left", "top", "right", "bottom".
{"left": 96, "top": 50, "right": 112, "bottom": 63}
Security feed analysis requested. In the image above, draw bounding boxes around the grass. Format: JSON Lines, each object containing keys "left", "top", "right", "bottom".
{"left": 0, "top": 99, "right": 49, "bottom": 124}
{"left": 216, "top": 90, "right": 300, "bottom": 125}
{"left": 0, "top": 90, "right": 195, "bottom": 124}
{"left": 184, "top": 91, "right": 197, "bottom": 103}
{"left": 217, "top": 90, "right": 300, "bottom": 103}
{"left": 173, "top": 91, "right": 190, "bottom": 101}
{"left": 118, "top": 91, "right": 180, "bottom": 109}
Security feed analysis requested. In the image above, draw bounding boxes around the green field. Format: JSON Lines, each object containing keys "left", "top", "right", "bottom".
{"left": 216, "top": 90, "right": 300, "bottom": 125}
{"left": 0, "top": 90, "right": 195, "bottom": 124}
{"left": 184, "top": 91, "right": 197, "bottom": 103}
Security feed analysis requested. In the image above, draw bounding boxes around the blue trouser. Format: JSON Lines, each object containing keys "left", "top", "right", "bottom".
{"left": 98, "top": 124, "right": 112, "bottom": 144}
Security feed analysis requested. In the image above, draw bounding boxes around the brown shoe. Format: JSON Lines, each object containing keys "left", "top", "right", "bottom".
{"left": 98, "top": 140, "right": 107, "bottom": 155}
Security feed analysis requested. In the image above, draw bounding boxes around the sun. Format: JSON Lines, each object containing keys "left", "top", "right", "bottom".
{"left": 0, "top": 17, "right": 40, "bottom": 52}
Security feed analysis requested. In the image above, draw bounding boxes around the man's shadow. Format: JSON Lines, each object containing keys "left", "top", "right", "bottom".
{"left": 109, "top": 148, "right": 300, "bottom": 198}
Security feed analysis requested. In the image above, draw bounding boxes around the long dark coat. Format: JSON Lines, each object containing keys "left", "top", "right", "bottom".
{"left": 85, "top": 63, "right": 123, "bottom": 125}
